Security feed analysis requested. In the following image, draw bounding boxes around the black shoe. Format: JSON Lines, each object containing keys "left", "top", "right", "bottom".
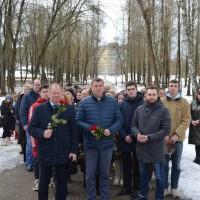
{"left": 131, "top": 190, "right": 139, "bottom": 198}
{"left": 27, "top": 166, "right": 33, "bottom": 172}
{"left": 131, "top": 195, "right": 147, "bottom": 200}
{"left": 19, "top": 151, "right": 24, "bottom": 154}
{"left": 117, "top": 188, "right": 131, "bottom": 196}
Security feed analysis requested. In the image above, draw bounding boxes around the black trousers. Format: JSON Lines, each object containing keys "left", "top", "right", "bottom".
{"left": 121, "top": 151, "right": 140, "bottom": 191}
{"left": 195, "top": 145, "right": 200, "bottom": 158}
{"left": 38, "top": 164, "right": 68, "bottom": 200}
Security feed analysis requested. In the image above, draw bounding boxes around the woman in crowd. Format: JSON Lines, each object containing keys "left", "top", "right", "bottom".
{"left": 189, "top": 90, "right": 200, "bottom": 165}
{"left": 0, "top": 94, "right": 15, "bottom": 146}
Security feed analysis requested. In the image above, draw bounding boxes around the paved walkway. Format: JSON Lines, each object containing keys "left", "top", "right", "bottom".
{"left": 0, "top": 163, "right": 178, "bottom": 200}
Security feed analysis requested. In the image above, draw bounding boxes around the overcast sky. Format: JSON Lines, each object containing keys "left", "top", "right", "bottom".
{"left": 100, "top": 0, "right": 125, "bottom": 44}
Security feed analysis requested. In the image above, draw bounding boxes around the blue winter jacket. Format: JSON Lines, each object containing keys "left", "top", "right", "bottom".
{"left": 28, "top": 101, "right": 79, "bottom": 165}
{"left": 20, "top": 89, "right": 40, "bottom": 127}
{"left": 76, "top": 94, "right": 123, "bottom": 149}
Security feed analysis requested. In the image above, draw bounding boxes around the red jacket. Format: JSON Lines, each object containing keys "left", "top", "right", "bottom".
{"left": 28, "top": 97, "right": 47, "bottom": 158}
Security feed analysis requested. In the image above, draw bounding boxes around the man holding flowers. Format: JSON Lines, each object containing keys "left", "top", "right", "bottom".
{"left": 76, "top": 77, "right": 123, "bottom": 200}
{"left": 28, "top": 83, "right": 78, "bottom": 200}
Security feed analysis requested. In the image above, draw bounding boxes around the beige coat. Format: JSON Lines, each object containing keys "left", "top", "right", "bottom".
{"left": 161, "top": 96, "right": 191, "bottom": 141}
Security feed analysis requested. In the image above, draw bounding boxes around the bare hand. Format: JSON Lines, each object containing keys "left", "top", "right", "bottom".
{"left": 164, "top": 136, "right": 170, "bottom": 144}
{"left": 125, "top": 135, "right": 132, "bottom": 143}
{"left": 10, "top": 110, "right": 14, "bottom": 113}
{"left": 69, "top": 153, "right": 77, "bottom": 161}
{"left": 169, "top": 134, "right": 179, "bottom": 144}
{"left": 23, "top": 125, "right": 28, "bottom": 131}
{"left": 43, "top": 129, "right": 53, "bottom": 138}
{"left": 191, "top": 120, "right": 199, "bottom": 126}
{"left": 137, "top": 134, "right": 148, "bottom": 143}
{"left": 104, "top": 129, "right": 110, "bottom": 137}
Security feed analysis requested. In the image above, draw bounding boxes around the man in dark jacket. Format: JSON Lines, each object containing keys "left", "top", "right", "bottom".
{"left": 76, "top": 77, "right": 123, "bottom": 200}
{"left": 117, "top": 81, "right": 143, "bottom": 197}
{"left": 131, "top": 86, "right": 171, "bottom": 200}
{"left": 28, "top": 83, "right": 78, "bottom": 200}
{"left": 20, "top": 79, "right": 41, "bottom": 171}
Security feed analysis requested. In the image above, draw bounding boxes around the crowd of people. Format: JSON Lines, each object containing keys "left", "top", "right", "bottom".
{"left": 0, "top": 78, "right": 199, "bottom": 200}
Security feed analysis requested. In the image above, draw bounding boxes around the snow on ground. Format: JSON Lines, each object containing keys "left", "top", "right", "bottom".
{"left": 0, "top": 76, "right": 200, "bottom": 200}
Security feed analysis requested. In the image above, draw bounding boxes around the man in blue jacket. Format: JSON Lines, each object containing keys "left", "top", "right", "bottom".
{"left": 76, "top": 77, "right": 123, "bottom": 200}
{"left": 20, "top": 79, "right": 41, "bottom": 171}
{"left": 117, "top": 81, "right": 143, "bottom": 197}
{"left": 28, "top": 83, "right": 78, "bottom": 200}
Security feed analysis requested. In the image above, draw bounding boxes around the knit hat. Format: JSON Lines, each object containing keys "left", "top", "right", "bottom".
{"left": 5, "top": 94, "right": 12, "bottom": 100}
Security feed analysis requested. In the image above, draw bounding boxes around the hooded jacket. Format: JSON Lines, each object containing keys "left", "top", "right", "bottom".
{"left": 161, "top": 91, "right": 191, "bottom": 141}
{"left": 131, "top": 99, "right": 171, "bottom": 163}
{"left": 118, "top": 92, "right": 144, "bottom": 152}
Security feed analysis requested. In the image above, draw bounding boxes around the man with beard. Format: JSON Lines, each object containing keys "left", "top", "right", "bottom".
{"left": 131, "top": 86, "right": 171, "bottom": 200}
{"left": 117, "top": 81, "right": 143, "bottom": 197}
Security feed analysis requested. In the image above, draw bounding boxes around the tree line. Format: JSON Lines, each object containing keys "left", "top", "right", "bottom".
{"left": 0, "top": 0, "right": 199, "bottom": 97}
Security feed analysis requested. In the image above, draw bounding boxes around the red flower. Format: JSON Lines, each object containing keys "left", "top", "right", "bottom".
{"left": 59, "top": 99, "right": 68, "bottom": 105}
{"left": 89, "top": 125, "right": 98, "bottom": 132}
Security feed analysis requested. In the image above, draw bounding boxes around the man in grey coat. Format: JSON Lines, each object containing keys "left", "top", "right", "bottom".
{"left": 131, "top": 86, "right": 171, "bottom": 200}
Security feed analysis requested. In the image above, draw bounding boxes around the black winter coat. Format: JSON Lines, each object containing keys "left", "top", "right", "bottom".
{"left": 189, "top": 99, "right": 200, "bottom": 145}
{"left": 28, "top": 100, "right": 79, "bottom": 166}
{"left": 118, "top": 92, "right": 144, "bottom": 152}
{"left": 0, "top": 100, "right": 15, "bottom": 131}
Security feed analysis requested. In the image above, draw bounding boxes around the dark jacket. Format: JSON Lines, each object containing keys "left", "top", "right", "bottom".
{"left": 20, "top": 89, "right": 40, "bottom": 127}
{"left": 131, "top": 100, "right": 171, "bottom": 163}
{"left": 28, "top": 101, "right": 79, "bottom": 166}
{"left": 76, "top": 94, "right": 123, "bottom": 149}
{"left": 118, "top": 92, "right": 143, "bottom": 152}
{"left": 0, "top": 100, "right": 15, "bottom": 130}
{"left": 189, "top": 99, "right": 200, "bottom": 145}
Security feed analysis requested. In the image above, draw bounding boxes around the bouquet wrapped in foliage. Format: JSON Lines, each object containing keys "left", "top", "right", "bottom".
{"left": 89, "top": 125, "right": 104, "bottom": 140}
{"left": 47, "top": 100, "right": 68, "bottom": 130}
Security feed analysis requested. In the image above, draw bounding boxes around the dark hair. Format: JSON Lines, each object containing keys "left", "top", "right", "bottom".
{"left": 146, "top": 86, "right": 158, "bottom": 92}
{"left": 169, "top": 79, "right": 179, "bottom": 85}
{"left": 91, "top": 77, "right": 104, "bottom": 85}
{"left": 39, "top": 84, "right": 49, "bottom": 92}
{"left": 125, "top": 81, "right": 137, "bottom": 90}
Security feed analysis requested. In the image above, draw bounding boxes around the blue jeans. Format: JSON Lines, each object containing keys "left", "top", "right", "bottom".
{"left": 139, "top": 161, "right": 165, "bottom": 200}
{"left": 26, "top": 131, "right": 34, "bottom": 168}
{"left": 164, "top": 141, "right": 183, "bottom": 189}
{"left": 85, "top": 147, "right": 113, "bottom": 200}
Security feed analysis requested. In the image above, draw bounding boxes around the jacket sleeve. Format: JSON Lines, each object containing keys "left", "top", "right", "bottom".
{"left": 131, "top": 107, "right": 140, "bottom": 138}
{"left": 28, "top": 106, "right": 45, "bottom": 142}
{"left": 15, "top": 99, "right": 20, "bottom": 120}
{"left": 20, "top": 94, "right": 29, "bottom": 127}
{"left": 107, "top": 102, "right": 123, "bottom": 135}
{"left": 76, "top": 102, "right": 91, "bottom": 134}
{"left": 148, "top": 108, "right": 171, "bottom": 141}
{"left": 175, "top": 100, "right": 191, "bottom": 137}
{"left": 68, "top": 106, "right": 79, "bottom": 154}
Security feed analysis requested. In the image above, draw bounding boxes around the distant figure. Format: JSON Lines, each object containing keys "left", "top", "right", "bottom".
{"left": 20, "top": 79, "right": 41, "bottom": 171}
{"left": 158, "top": 88, "right": 166, "bottom": 98}
{"left": 188, "top": 90, "right": 200, "bottom": 165}
{"left": 0, "top": 94, "right": 15, "bottom": 146}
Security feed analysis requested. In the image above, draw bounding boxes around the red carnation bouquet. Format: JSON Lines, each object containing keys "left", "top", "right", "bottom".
{"left": 89, "top": 125, "right": 104, "bottom": 140}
